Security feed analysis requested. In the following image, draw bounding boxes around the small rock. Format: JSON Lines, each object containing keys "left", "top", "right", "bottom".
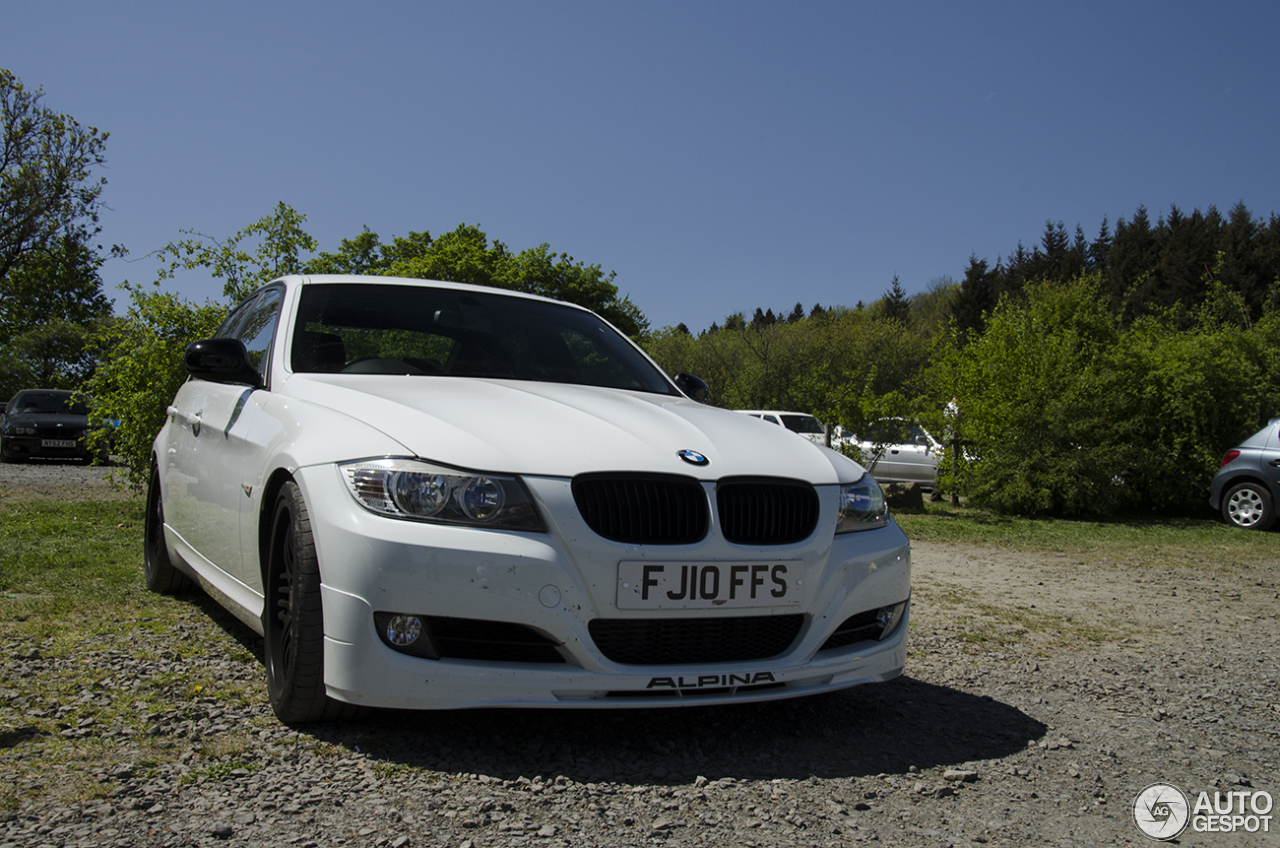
{"left": 944, "top": 769, "right": 979, "bottom": 783}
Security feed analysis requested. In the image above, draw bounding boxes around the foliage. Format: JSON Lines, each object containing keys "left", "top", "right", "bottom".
{"left": 153, "top": 201, "right": 318, "bottom": 303}
{"left": 83, "top": 283, "right": 226, "bottom": 488}
{"left": 932, "top": 275, "right": 1280, "bottom": 517}
{"left": 0, "top": 317, "right": 107, "bottom": 399}
{"left": 0, "top": 71, "right": 114, "bottom": 396}
{"left": 0, "top": 68, "right": 108, "bottom": 286}
{"left": 949, "top": 202, "right": 1280, "bottom": 334}
{"left": 644, "top": 295, "right": 934, "bottom": 443}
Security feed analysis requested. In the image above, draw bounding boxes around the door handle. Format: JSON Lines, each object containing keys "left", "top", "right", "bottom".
{"left": 1268, "top": 458, "right": 1280, "bottom": 468}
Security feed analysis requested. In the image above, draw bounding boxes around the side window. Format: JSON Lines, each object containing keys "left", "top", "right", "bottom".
{"left": 234, "top": 288, "right": 284, "bottom": 372}
{"left": 764, "top": 415, "right": 781, "bottom": 426}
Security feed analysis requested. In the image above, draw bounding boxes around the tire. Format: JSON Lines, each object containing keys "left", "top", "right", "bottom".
{"left": 263, "top": 481, "right": 356, "bottom": 723}
{"left": 1222, "top": 481, "right": 1275, "bottom": 531}
{"left": 144, "top": 465, "right": 194, "bottom": 593}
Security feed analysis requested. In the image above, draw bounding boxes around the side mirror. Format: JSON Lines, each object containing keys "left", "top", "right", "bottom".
{"left": 673, "top": 372, "right": 709, "bottom": 404}
{"left": 185, "top": 338, "right": 264, "bottom": 388}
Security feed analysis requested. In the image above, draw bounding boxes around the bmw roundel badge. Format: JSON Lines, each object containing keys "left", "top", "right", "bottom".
{"left": 677, "top": 449, "right": 709, "bottom": 466}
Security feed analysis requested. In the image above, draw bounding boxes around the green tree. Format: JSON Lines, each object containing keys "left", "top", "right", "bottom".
{"left": 933, "top": 273, "right": 1280, "bottom": 517}
{"left": 0, "top": 69, "right": 108, "bottom": 286}
{"left": 0, "top": 69, "right": 113, "bottom": 395}
{"left": 0, "top": 233, "right": 112, "bottom": 398}
{"left": 85, "top": 284, "right": 226, "bottom": 488}
{"left": 154, "top": 201, "right": 318, "bottom": 303}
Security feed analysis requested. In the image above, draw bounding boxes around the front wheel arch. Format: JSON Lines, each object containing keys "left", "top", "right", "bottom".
{"left": 261, "top": 477, "right": 357, "bottom": 723}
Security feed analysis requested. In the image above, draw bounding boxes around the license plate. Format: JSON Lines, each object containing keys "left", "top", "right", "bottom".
{"left": 616, "top": 561, "right": 802, "bottom": 610}
{"left": 41, "top": 439, "right": 76, "bottom": 448}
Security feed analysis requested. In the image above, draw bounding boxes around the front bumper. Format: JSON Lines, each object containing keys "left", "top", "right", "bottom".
{"left": 1, "top": 434, "right": 96, "bottom": 461}
{"left": 296, "top": 463, "right": 912, "bottom": 710}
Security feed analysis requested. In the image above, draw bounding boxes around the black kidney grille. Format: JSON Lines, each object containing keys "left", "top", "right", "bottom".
{"left": 588, "top": 614, "right": 804, "bottom": 665}
{"left": 716, "top": 478, "right": 820, "bottom": 545}
{"left": 816, "top": 609, "right": 881, "bottom": 653}
{"left": 573, "top": 474, "right": 708, "bottom": 544}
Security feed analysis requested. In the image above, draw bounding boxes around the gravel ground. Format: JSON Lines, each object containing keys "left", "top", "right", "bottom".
{"left": 2, "top": 463, "right": 1278, "bottom": 847}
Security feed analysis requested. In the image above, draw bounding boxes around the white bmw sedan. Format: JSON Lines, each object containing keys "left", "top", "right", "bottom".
{"left": 147, "top": 276, "right": 910, "bottom": 723}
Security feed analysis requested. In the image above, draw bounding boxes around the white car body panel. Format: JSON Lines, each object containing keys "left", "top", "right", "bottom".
{"left": 153, "top": 275, "right": 911, "bottom": 713}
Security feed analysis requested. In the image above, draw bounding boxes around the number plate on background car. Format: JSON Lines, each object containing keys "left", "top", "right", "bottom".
{"left": 41, "top": 439, "right": 77, "bottom": 448}
{"left": 616, "top": 561, "right": 802, "bottom": 610}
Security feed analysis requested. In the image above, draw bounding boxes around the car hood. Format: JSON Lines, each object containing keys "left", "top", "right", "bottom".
{"left": 285, "top": 375, "right": 855, "bottom": 483}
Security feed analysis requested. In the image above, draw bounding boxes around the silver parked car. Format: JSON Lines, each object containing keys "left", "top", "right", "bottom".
{"left": 1209, "top": 418, "right": 1280, "bottom": 530}
{"left": 853, "top": 420, "right": 940, "bottom": 488}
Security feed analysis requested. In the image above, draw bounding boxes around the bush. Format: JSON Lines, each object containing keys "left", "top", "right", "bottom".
{"left": 936, "top": 275, "right": 1280, "bottom": 517}
{"left": 84, "top": 283, "right": 226, "bottom": 489}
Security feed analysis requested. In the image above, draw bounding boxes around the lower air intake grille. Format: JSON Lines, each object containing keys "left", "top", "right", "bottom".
{"left": 817, "top": 609, "right": 881, "bottom": 652}
{"left": 716, "top": 478, "right": 820, "bottom": 545}
{"left": 588, "top": 614, "right": 804, "bottom": 665}
{"left": 573, "top": 473, "right": 708, "bottom": 544}
{"left": 428, "top": 617, "right": 565, "bottom": 664}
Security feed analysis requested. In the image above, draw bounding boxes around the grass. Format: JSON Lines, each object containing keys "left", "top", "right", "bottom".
{"left": 894, "top": 499, "right": 1276, "bottom": 567}
{"left": 0, "top": 495, "right": 280, "bottom": 810}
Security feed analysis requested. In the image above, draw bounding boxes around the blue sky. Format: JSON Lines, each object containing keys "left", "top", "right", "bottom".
{"left": 4, "top": 1, "right": 1277, "bottom": 332}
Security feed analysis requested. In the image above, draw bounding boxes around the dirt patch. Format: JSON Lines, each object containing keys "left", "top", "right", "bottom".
{"left": 0, "top": 461, "right": 137, "bottom": 503}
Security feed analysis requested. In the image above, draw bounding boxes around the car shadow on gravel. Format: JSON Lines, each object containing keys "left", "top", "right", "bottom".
{"left": 192, "top": 597, "right": 1046, "bottom": 785}
{"left": 302, "top": 676, "right": 1046, "bottom": 785}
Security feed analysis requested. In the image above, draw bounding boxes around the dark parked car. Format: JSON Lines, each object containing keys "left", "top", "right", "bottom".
{"left": 0, "top": 389, "right": 99, "bottom": 464}
{"left": 1209, "top": 417, "right": 1280, "bottom": 530}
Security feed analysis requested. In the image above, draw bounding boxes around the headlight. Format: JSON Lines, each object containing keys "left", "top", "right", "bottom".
{"left": 836, "top": 474, "right": 889, "bottom": 533}
{"left": 340, "top": 458, "right": 545, "bottom": 532}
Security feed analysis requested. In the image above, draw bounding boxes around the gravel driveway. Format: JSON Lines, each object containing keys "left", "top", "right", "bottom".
{"left": 2, "top": 464, "right": 1278, "bottom": 846}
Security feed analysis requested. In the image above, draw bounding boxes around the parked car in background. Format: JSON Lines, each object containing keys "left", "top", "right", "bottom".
{"left": 0, "top": 389, "right": 99, "bottom": 464}
{"left": 736, "top": 410, "right": 830, "bottom": 445}
{"left": 149, "top": 275, "right": 911, "bottom": 723}
{"left": 853, "top": 419, "right": 941, "bottom": 488}
{"left": 1209, "top": 418, "right": 1280, "bottom": 530}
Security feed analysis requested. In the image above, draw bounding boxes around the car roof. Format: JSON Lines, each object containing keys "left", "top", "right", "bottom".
{"left": 281, "top": 274, "right": 597, "bottom": 314}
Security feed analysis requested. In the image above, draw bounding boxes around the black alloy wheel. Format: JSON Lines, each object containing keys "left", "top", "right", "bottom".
{"left": 143, "top": 464, "right": 192, "bottom": 594}
{"left": 263, "top": 481, "right": 356, "bottom": 723}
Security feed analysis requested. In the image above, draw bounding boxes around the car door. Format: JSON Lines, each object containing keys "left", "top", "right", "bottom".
{"left": 1261, "top": 421, "right": 1280, "bottom": 492}
{"left": 888, "top": 424, "right": 939, "bottom": 484}
{"left": 163, "top": 288, "right": 283, "bottom": 587}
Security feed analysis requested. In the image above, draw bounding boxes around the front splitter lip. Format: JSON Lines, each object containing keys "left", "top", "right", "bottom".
{"left": 322, "top": 603, "right": 910, "bottom": 711}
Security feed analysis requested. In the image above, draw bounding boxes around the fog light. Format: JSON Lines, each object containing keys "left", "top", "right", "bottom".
{"left": 385, "top": 614, "right": 423, "bottom": 646}
{"left": 876, "top": 600, "right": 908, "bottom": 640}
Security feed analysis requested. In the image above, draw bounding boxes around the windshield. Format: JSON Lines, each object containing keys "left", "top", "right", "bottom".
{"left": 780, "top": 414, "right": 825, "bottom": 435}
{"left": 10, "top": 391, "right": 88, "bottom": 416}
{"left": 865, "top": 421, "right": 925, "bottom": 444}
{"left": 290, "top": 284, "right": 678, "bottom": 395}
